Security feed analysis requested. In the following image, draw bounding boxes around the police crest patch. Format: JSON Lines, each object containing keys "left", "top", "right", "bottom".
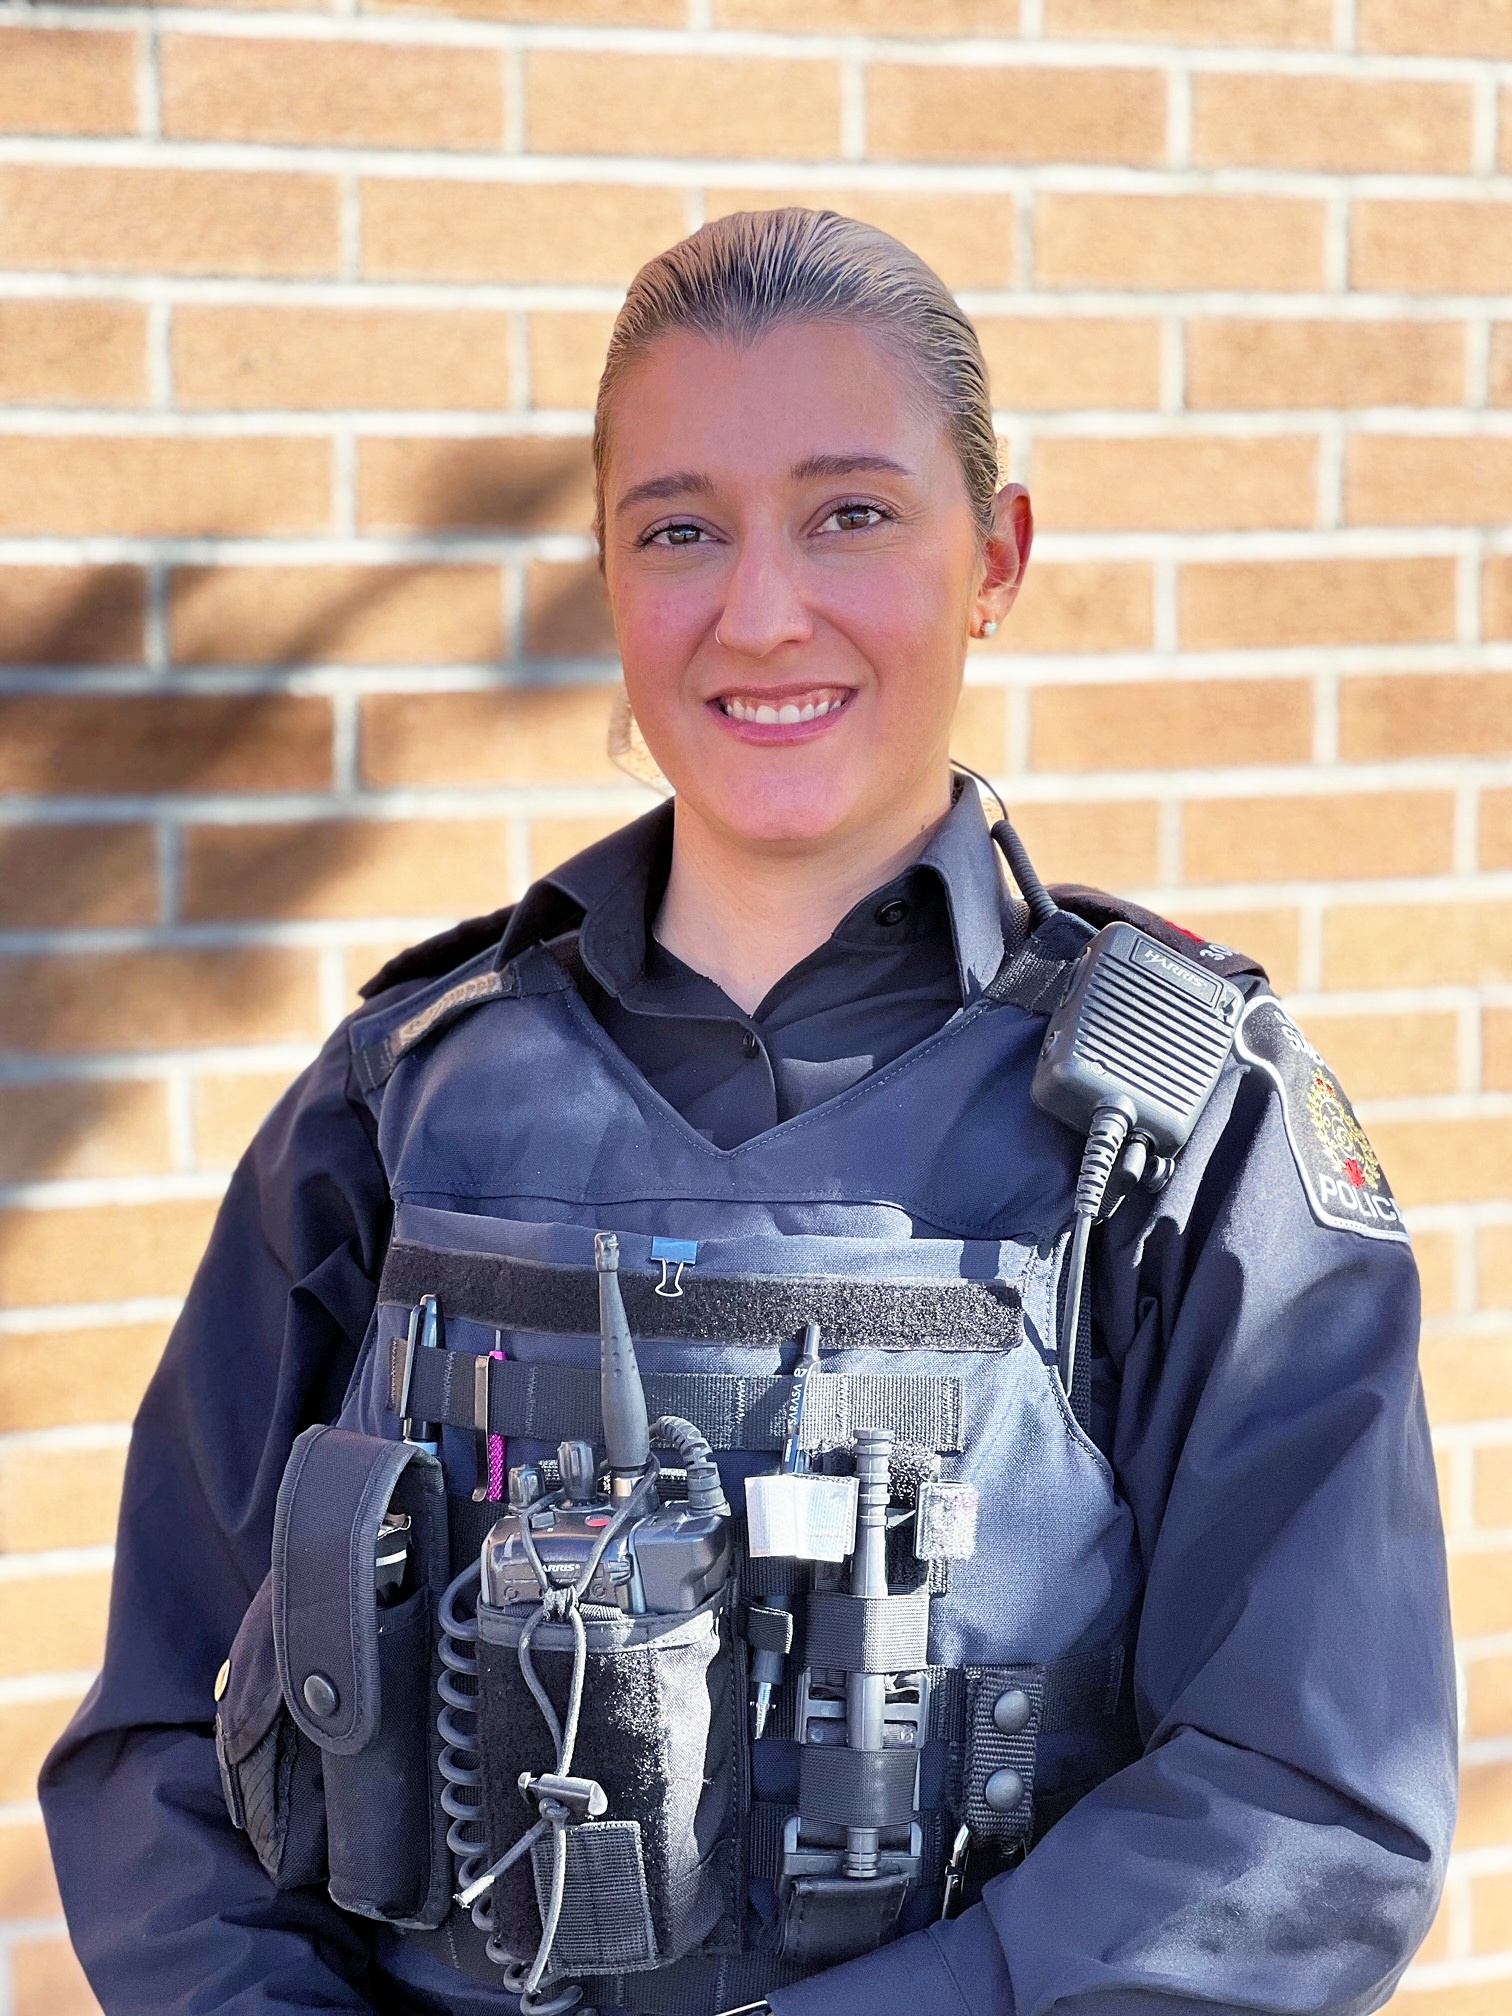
{"left": 1235, "top": 996, "right": 1408, "bottom": 1245}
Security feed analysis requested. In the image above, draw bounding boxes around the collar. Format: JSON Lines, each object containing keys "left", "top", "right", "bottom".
{"left": 499, "top": 777, "right": 1011, "bottom": 1003}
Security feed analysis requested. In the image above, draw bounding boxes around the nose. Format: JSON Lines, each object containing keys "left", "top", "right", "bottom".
{"left": 713, "top": 532, "right": 815, "bottom": 659}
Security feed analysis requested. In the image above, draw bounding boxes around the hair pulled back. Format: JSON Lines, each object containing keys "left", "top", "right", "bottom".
{"left": 590, "top": 206, "right": 1001, "bottom": 569}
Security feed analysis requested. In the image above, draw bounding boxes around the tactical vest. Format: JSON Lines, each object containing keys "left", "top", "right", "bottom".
{"left": 213, "top": 899, "right": 1233, "bottom": 2016}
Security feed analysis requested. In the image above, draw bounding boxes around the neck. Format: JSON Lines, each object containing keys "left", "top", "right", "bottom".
{"left": 654, "top": 778, "right": 956, "bottom": 1014}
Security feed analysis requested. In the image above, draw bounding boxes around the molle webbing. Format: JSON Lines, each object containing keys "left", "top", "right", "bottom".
{"left": 379, "top": 1242, "right": 1021, "bottom": 1355}
{"left": 389, "top": 1341, "right": 965, "bottom": 1456}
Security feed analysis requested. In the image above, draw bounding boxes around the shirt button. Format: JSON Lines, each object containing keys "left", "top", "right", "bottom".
{"left": 741, "top": 1030, "right": 760, "bottom": 1057}
{"left": 875, "top": 898, "right": 909, "bottom": 927}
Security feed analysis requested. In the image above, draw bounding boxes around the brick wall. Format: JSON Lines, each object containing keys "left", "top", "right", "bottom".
{"left": 1, "top": 2, "right": 1509, "bottom": 2010}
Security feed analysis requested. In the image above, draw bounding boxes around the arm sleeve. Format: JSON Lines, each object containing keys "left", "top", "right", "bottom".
{"left": 769, "top": 1043, "right": 1458, "bottom": 2016}
{"left": 38, "top": 1016, "right": 397, "bottom": 2013}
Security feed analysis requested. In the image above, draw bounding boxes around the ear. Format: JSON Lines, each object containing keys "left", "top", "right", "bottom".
{"left": 973, "top": 483, "right": 1034, "bottom": 636}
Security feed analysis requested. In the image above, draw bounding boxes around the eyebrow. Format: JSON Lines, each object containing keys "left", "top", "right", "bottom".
{"left": 614, "top": 453, "right": 915, "bottom": 519}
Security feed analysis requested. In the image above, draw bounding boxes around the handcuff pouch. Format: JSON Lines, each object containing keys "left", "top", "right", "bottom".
{"left": 272, "top": 1424, "right": 452, "bottom": 1929}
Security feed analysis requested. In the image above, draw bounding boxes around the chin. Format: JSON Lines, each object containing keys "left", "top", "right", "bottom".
{"left": 683, "top": 770, "right": 864, "bottom": 850}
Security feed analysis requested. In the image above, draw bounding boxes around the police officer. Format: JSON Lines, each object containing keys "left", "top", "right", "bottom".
{"left": 40, "top": 208, "right": 1456, "bottom": 2016}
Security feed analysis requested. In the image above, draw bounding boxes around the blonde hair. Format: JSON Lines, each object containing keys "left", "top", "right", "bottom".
{"left": 590, "top": 207, "right": 1001, "bottom": 569}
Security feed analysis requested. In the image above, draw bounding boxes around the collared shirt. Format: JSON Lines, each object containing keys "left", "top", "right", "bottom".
{"left": 512, "top": 780, "right": 1013, "bottom": 1149}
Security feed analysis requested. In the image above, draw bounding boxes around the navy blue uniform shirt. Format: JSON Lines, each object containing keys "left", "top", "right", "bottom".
{"left": 38, "top": 786, "right": 1457, "bottom": 2015}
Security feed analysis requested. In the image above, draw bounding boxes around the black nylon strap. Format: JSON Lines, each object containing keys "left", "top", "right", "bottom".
{"left": 984, "top": 910, "right": 1095, "bottom": 1015}
{"left": 379, "top": 1241, "right": 1021, "bottom": 1355}
{"left": 798, "top": 1744, "right": 918, "bottom": 1830}
{"left": 389, "top": 1343, "right": 964, "bottom": 1456}
{"left": 584, "top": 1951, "right": 806, "bottom": 2015}
{"left": 804, "top": 1588, "right": 931, "bottom": 1675}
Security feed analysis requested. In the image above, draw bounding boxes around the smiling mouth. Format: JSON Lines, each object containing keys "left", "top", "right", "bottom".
{"left": 715, "top": 686, "right": 854, "bottom": 725}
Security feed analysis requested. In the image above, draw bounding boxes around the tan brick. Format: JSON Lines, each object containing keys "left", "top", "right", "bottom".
{"left": 372, "top": 0, "right": 676, "bottom": 16}
{"left": 1193, "top": 74, "right": 1473, "bottom": 174}
{"left": 361, "top": 687, "right": 622, "bottom": 787}
{"left": 0, "top": 300, "right": 147, "bottom": 407}
{"left": 1186, "top": 319, "right": 1465, "bottom": 412}
{"left": 1165, "top": 906, "right": 1301, "bottom": 994}
{"left": 0, "top": 826, "right": 157, "bottom": 930}
{"left": 1182, "top": 790, "right": 1454, "bottom": 885}
{"left": 170, "top": 566, "right": 502, "bottom": 667}
{"left": 0, "top": 1820, "right": 62, "bottom": 1919}
{"left": 1368, "top": 1117, "right": 1512, "bottom": 1208}
{"left": 1289, "top": 1009, "right": 1461, "bottom": 1100}
{"left": 1354, "top": 202, "right": 1512, "bottom": 295}
{"left": 0, "top": 1199, "right": 220, "bottom": 1309}
{"left": 1340, "top": 673, "right": 1512, "bottom": 761}
{"left": 529, "top": 812, "right": 635, "bottom": 878}
{"left": 1179, "top": 557, "right": 1457, "bottom": 651}
{"left": 1479, "top": 325, "right": 1512, "bottom": 411}
{"left": 0, "top": 1326, "right": 167, "bottom": 1432}
{"left": 11, "top": 1937, "right": 103, "bottom": 2016}
{"left": 0, "top": 165, "right": 338, "bottom": 278}
{"left": 1417, "top": 1891, "right": 1453, "bottom": 1967}
{"left": 1348, "top": 437, "right": 1512, "bottom": 527}
{"left": 1487, "top": 1010, "right": 1512, "bottom": 1095}
{"left": 1036, "top": 194, "right": 1325, "bottom": 292}
{"left": 1484, "top": 791, "right": 1512, "bottom": 870}
{"left": 987, "top": 562, "right": 1154, "bottom": 655}
{"left": 0, "top": 695, "right": 331, "bottom": 798}
{"left": 182, "top": 818, "right": 512, "bottom": 923}
{"left": 173, "top": 305, "right": 514, "bottom": 413}
{"left": 0, "top": 567, "right": 146, "bottom": 665}
{"left": 362, "top": 180, "right": 686, "bottom": 286}
{"left": 1470, "top": 1869, "right": 1512, "bottom": 1955}
{"left": 528, "top": 52, "right": 841, "bottom": 159}
{"left": 1483, "top": 1226, "right": 1512, "bottom": 1309}
{"left": 0, "top": 949, "right": 322, "bottom": 1055}
{"left": 343, "top": 937, "right": 424, "bottom": 1006}
{"left": 524, "top": 557, "right": 616, "bottom": 659}
{"left": 528, "top": 311, "right": 618, "bottom": 412}
{"left": 1046, "top": 0, "right": 1332, "bottom": 41}
{"left": 715, "top": 0, "right": 1024, "bottom": 27}
{"left": 704, "top": 189, "right": 1019, "bottom": 291}
{"left": 1474, "top": 1444, "right": 1512, "bottom": 1530}
{"left": 0, "top": 1082, "right": 173, "bottom": 1186}
{"left": 1034, "top": 435, "right": 1317, "bottom": 533}
{"left": 1030, "top": 678, "right": 1312, "bottom": 773}
{"left": 1361, "top": 0, "right": 1512, "bottom": 54}
{"left": 193, "top": 1071, "right": 297, "bottom": 1171}
{"left": 1481, "top": 564, "right": 1512, "bottom": 646}
{"left": 1424, "top": 1330, "right": 1512, "bottom": 1427}
{"left": 869, "top": 64, "right": 1164, "bottom": 167}
{"left": 1413, "top": 1229, "right": 1458, "bottom": 1321}
{"left": 1469, "top": 1654, "right": 1512, "bottom": 1738}
{"left": 976, "top": 318, "right": 1161, "bottom": 411}
{"left": 0, "top": 1442, "right": 127, "bottom": 1553}
{"left": 0, "top": 1694, "right": 82, "bottom": 1803}
{"left": 1325, "top": 902, "right": 1512, "bottom": 989}
{"left": 1450, "top": 1548, "right": 1512, "bottom": 1637}
{"left": 357, "top": 436, "right": 593, "bottom": 536}
{"left": 161, "top": 36, "right": 504, "bottom": 150}
{"left": 1007, "top": 801, "right": 1161, "bottom": 890}
{"left": 0, "top": 26, "right": 138, "bottom": 136}
{"left": 950, "top": 687, "right": 1010, "bottom": 776}
{"left": 0, "top": 437, "right": 329, "bottom": 538}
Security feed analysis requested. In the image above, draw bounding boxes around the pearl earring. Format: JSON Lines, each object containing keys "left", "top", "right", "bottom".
{"left": 981, "top": 619, "right": 998, "bottom": 637}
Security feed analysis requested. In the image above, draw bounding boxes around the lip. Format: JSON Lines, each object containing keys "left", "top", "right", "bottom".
{"left": 707, "top": 686, "right": 857, "bottom": 746}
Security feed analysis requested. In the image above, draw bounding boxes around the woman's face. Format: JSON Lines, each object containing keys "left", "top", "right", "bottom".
{"left": 602, "top": 319, "right": 1029, "bottom": 853}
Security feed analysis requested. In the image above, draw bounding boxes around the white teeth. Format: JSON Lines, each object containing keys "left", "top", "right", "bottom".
{"left": 720, "top": 692, "right": 847, "bottom": 723}
{"left": 754, "top": 704, "right": 779, "bottom": 724}
{"left": 777, "top": 703, "right": 801, "bottom": 724}
{"left": 814, "top": 699, "right": 832, "bottom": 717}
{"left": 798, "top": 703, "right": 816, "bottom": 722}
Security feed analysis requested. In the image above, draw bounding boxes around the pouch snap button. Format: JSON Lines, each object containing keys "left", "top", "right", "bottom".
{"left": 992, "top": 1687, "right": 1031, "bottom": 1734}
{"left": 303, "top": 1671, "right": 339, "bottom": 1719}
{"left": 983, "top": 1767, "right": 1024, "bottom": 1812}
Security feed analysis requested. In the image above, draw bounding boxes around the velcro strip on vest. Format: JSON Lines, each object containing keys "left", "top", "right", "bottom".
{"left": 984, "top": 910, "right": 1095, "bottom": 1016}
{"left": 379, "top": 1242, "right": 1021, "bottom": 1355}
{"left": 389, "top": 1343, "right": 964, "bottom": 1456}
{"left": 804, "top": 1588, "right": 931, "bottom": 1675}
{"left": 798, "top": 1744, "right": 918, "bottom": 1830}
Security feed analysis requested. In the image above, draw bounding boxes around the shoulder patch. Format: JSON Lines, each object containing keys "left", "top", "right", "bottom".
{"left": 1049, "top": 883, "right": 1268, "bottom": 985}
{"left": 1235, "top": 996, "right": 1408, "bottom": 1245}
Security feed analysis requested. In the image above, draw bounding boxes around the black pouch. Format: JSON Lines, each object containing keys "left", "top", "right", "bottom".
{"left": 272, "top": 1425, "right": 452, "bottom": 1930}
{"left": 214, "top": 1569, "right": 328, "bottom": 1888}
{"left": 475, "top": 1593, "right": 737, "bottom": 1977}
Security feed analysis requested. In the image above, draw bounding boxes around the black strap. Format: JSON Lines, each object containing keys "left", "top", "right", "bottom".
{"left": 379, "top": 1241, "right": 1021, "bottom": 1356}
{"left": 798, "top": 1745, "right": 919, "bottom": 1830}
{"left": 805, "top": 1588, "right": 931, "bottom": 1675}
{"left": 584, "top": 1951, "right": 806, "bottom": 2015}
{"left": 389, "top": 1343, "right": 965, "bottom": 1456}
{"left": 780, "top": 1870, "right": 909, "bottom": 1967}
{"left": 984, "top": 909, "right": 1095, "bottom": 1015}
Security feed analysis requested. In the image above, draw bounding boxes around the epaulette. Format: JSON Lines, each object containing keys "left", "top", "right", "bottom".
{"left": 357, "top": 904, "right": 516, "bottom": 1001}
{"left": 1049, "top": 883, "right": 1270, "bottom": 986}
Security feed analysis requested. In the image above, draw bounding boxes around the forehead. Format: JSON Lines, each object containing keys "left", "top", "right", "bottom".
{"left": 607, "top": 321, "right": 943, "bottom": 492}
